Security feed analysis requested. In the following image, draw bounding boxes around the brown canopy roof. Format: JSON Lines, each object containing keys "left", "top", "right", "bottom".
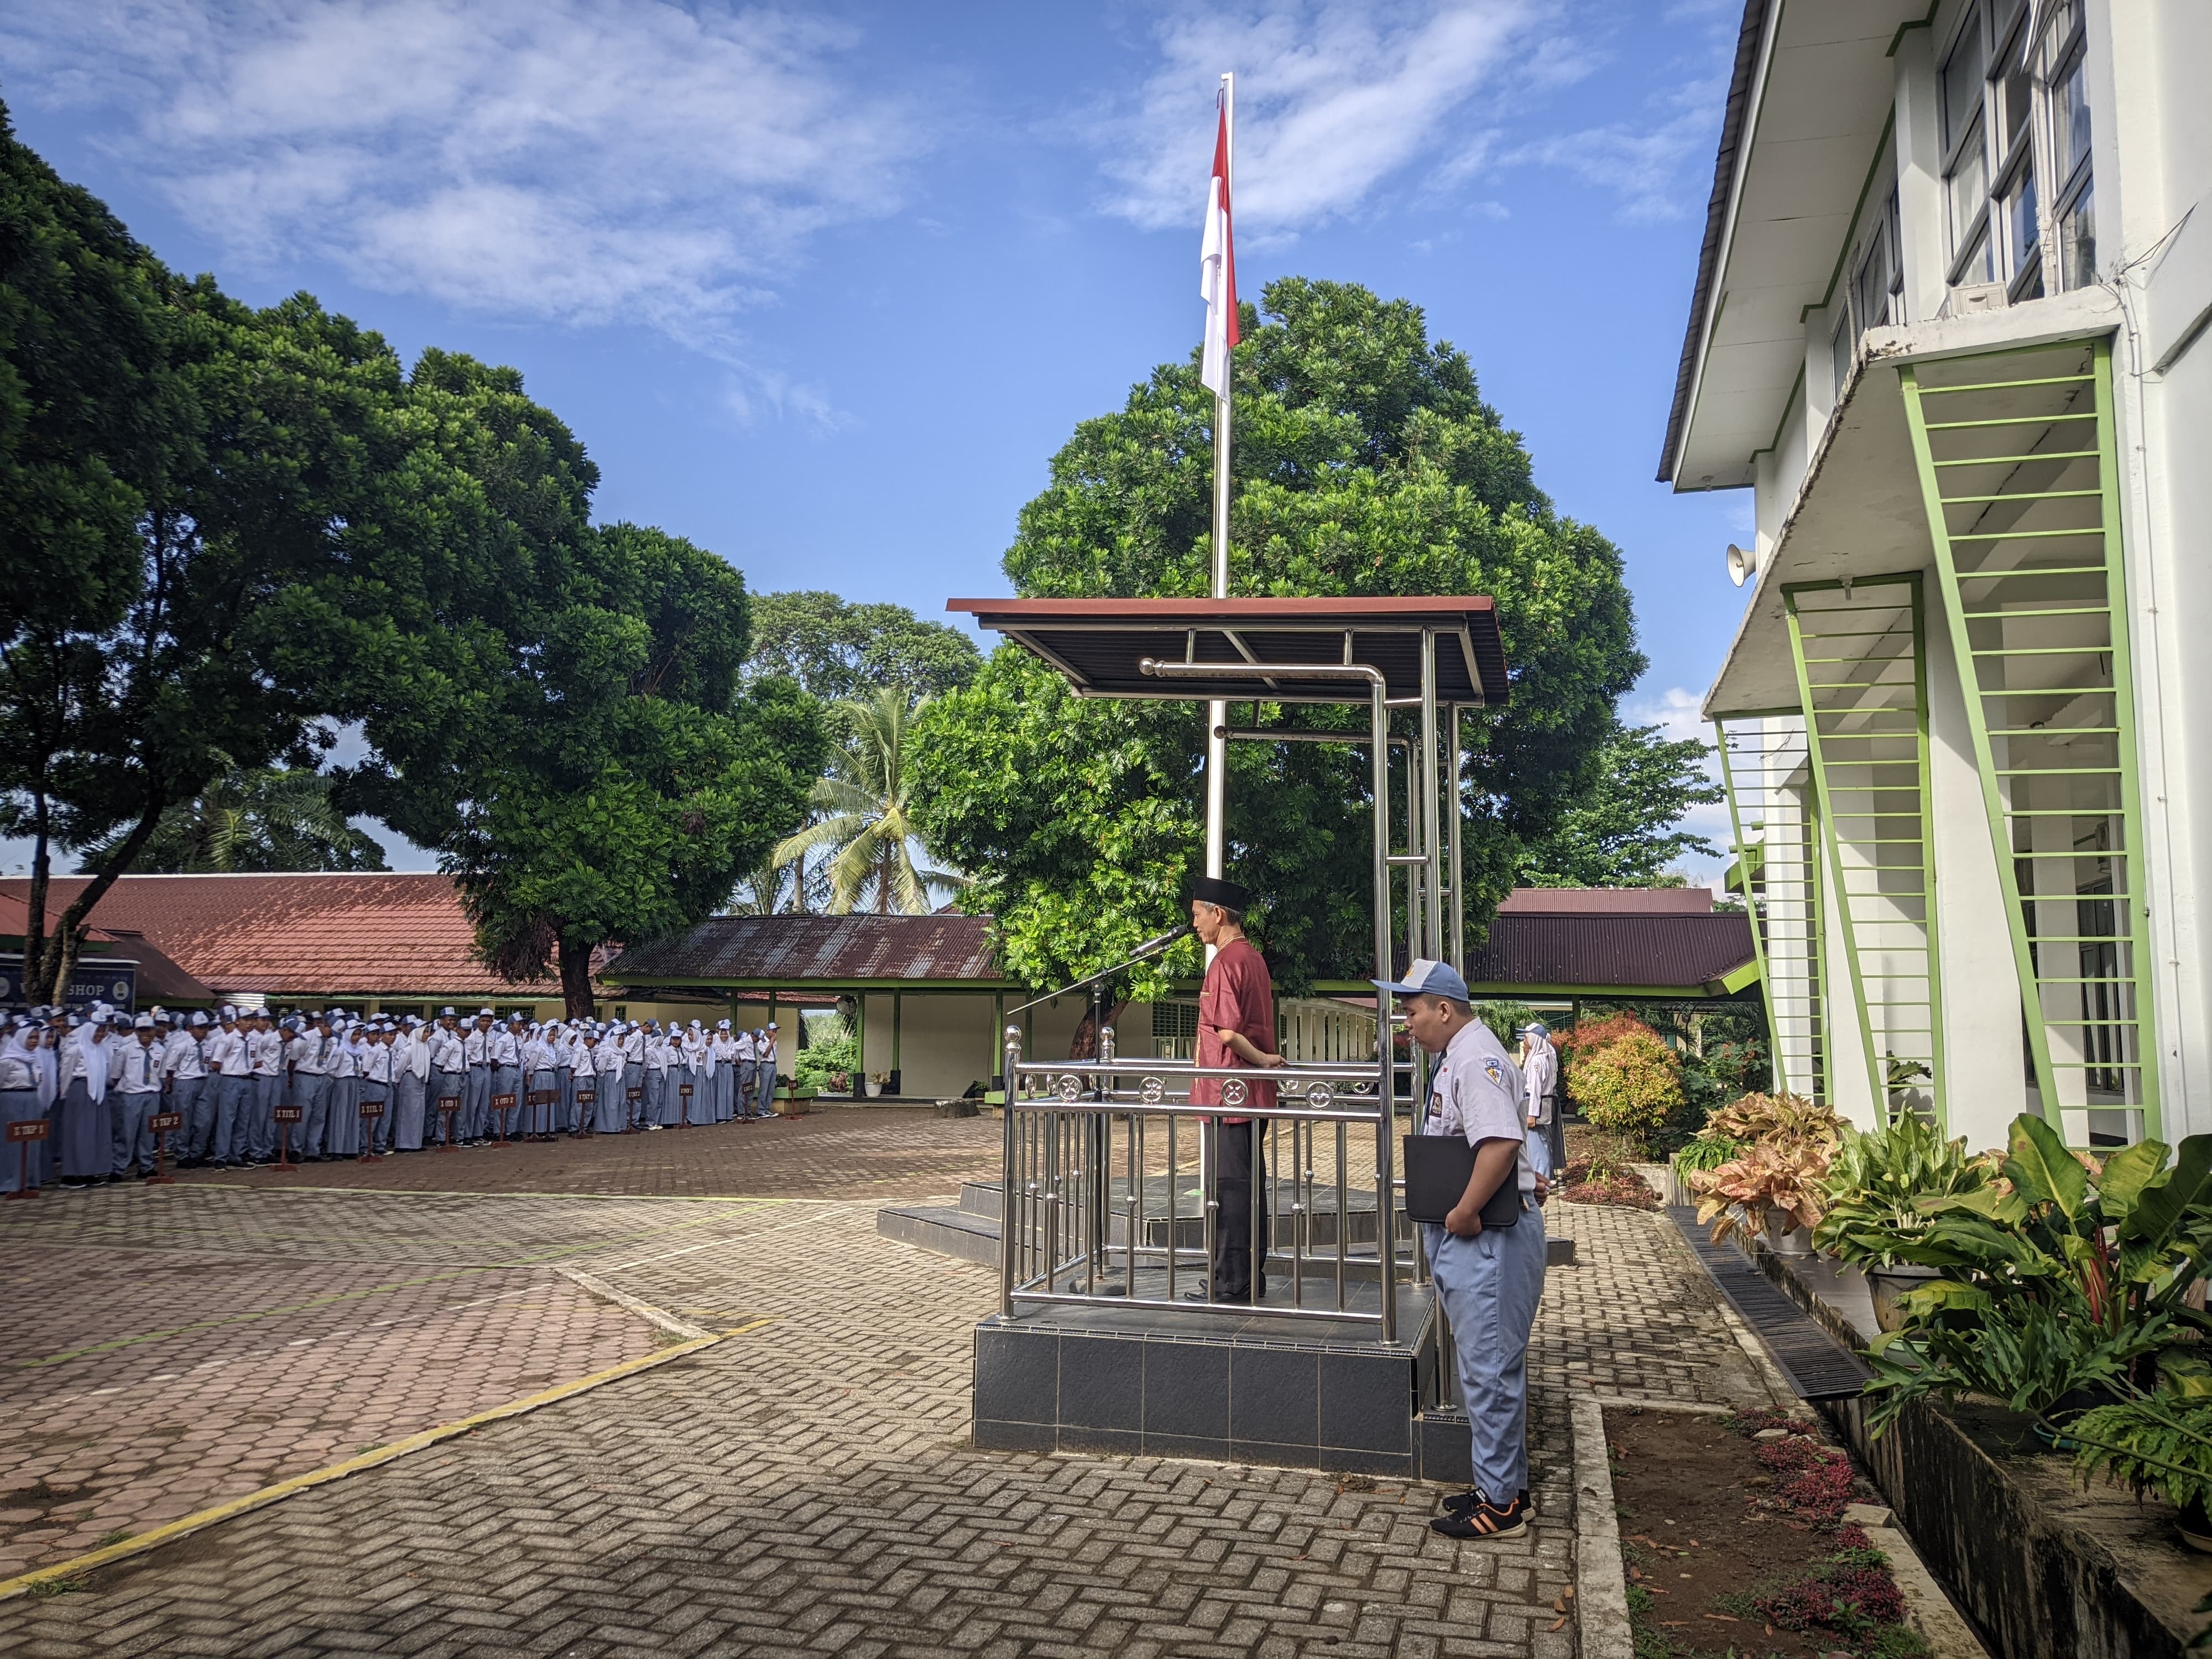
{"left": 947, "top": 596, "right": 1507, "bottom": 706}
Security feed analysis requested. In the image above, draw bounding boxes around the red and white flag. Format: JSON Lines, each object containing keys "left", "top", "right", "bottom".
{"left": 1199, "top": 95, "right": 1237, "bottom": 397}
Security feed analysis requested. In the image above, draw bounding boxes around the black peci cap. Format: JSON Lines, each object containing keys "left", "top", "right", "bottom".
{"left": 1190, "top": 875, "right": 1251, "bottom": 911}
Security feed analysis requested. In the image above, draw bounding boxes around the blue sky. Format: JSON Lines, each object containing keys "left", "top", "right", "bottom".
{"left": 2, "top": 0, "right": 1753, "bottom": 878}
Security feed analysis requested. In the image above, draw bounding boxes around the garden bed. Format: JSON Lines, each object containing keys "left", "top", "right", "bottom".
{"left": 1558, "top": 1157, "right": 1662, "bottom": 1210}
{"left": 1606, "top": 1403, "right": 1930, "bottom": 1658}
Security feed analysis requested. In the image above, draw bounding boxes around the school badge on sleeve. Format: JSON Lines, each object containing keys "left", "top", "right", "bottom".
{"left": 1482, "top": 1056, "right": 1506, "bottom": 1086}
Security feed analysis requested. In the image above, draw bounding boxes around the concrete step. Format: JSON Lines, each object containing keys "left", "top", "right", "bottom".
{"left": 875, "top": 1203, "right": 1000, "bottom": 1268}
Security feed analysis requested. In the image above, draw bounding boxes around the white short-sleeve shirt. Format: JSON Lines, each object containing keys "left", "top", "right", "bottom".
{"left": 1425, "top": 1017, "right": 1535, "bottom": 1196}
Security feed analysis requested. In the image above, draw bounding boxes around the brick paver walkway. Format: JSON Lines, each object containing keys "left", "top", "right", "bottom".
{"left": 167, "top": 1108, "right": 1002, "bottom": 1202}
{"left": 1, "top": 1125, "right": 1760, "bottom": 1654}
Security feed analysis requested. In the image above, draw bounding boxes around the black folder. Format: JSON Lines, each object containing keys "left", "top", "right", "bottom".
{"left": 1401, "top": 1134, "right": 1521, "bottom": 1228}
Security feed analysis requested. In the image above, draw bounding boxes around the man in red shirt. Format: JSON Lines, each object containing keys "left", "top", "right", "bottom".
{"left": 1189, "top": 875, "right": 1285, "bottom": 1303}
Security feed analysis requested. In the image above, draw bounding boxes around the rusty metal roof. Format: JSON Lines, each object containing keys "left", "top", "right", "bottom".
{"left": 604, "top": 912, "right": 1010, "bottom": 989}
{"left": 946, "top": 596, "right": 1507, "bottom": 706}
{"left": 1464, "top": 911, "right": 1756, "bottom": 995}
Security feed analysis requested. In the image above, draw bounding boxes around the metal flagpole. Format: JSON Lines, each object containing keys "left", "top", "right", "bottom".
{"left": 1204, "top": 71, "right": 1234, "bottom": 891}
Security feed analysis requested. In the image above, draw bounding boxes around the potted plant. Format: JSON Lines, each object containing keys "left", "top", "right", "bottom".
{"left": 865, "top": 1071, "right": 887, "bottom": 1099}
{"left": 1813, "top": 1111, "right": 1997, "bottom": 1329}
{"left": 1859, "top": 1114, "right": 2212, "bottom": 1441}
{"left": 2067, "top": 1352, "right": 2212, "bottom": 1549}
{"left": 1691, "top": 1138, "right": 1830, "bottom": 1253}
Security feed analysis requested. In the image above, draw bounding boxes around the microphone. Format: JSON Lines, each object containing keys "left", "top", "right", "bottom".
{"left": 1131, "top": 924, "right": 1193, "bottom": 957}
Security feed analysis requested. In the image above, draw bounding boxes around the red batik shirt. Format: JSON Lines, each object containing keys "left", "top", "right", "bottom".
{"left": 1192, "top": 936, "right": 1276, "bottom": 1120}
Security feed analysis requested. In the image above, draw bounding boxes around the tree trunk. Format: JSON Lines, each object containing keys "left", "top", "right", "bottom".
{"left": 23, "top": 787, "right": 49, "bottom": 1000}
{"left": 1068, "top": 999, "right": 1129, "bottom": 1061}
{"left": 559, "top": 936, "right": 597, "bottom": 1021}
{"left": 39, "top": 802, "right": 164, "bottom": 1005}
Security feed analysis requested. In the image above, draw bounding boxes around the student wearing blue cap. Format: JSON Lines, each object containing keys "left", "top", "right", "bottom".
{"left": 1377, "top": 957, "right": 1547, "bottom": 1540}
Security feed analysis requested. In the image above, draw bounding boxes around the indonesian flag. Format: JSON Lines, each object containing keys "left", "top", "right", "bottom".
{"left": 1199, "top": 98, "right": 1237, "bottom": 397}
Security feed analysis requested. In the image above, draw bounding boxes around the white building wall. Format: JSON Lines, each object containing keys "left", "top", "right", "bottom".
{"left": 1923, "top": 614, "right": 2029, "bottom": 1150}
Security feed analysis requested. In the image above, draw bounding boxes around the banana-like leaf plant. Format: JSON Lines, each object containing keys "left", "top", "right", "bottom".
{"left": 1861, "top": 1113, "right": 2212, "bottom": 1435}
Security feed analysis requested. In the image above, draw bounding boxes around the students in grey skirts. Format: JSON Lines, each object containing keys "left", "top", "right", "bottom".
{"left": 599, "top": 1025, "right": 630, "bottom": 1133}
{"left": 709, "top": 1021, "right": 734, "bottom": 1122}
{"left": 391, "top": 1016, "right": 429, "bottom": 1149}
{"left": 111, "top": 1013, "right": 163, "bottom": 1177}
{"left": 617, "top": 1021, "right": 645, "bottom": 1129}
{"left": 429, "top": 1009, "right": 467, "bottom": 1146}
{"left": 55, "top": 1013, "right": 112, "bottom": 1185}
{"left": 165, "top": 1012, "right": 212, "bottom": 1165}
{"left": 1, "top": 1022, "right": 48, "bottom": 1194}
{"left": 550, "top": 1022, "right": 578, "bottom": 1133}
{"left": 354, "top": 1021, "right": 391, "bottom": 1155}
{"left": 325, "top": 1018, "right": 362, "bottom": 1157}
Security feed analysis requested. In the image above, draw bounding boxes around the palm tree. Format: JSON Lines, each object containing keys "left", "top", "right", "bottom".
{"left": 93, "top": 764, "right": 387, "bottom": 873}
{"left": 772, "top": 688, "right": 964, "bottom": 915}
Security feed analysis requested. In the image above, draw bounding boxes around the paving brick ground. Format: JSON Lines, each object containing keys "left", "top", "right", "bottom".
{"left": 0, "top": 1133, "right": 1758, "bottom": 1654}
{"left": 165, "top": 1108, "right": 1003, "bottom": 1202}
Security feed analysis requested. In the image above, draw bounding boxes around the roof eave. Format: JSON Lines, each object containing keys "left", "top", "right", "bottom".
{"left": 1658, "top": 0, "right": 1773, "bottom": 485}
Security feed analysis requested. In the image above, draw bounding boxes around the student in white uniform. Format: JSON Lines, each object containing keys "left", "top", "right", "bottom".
{"left": 292, "top": 1014, "right": 331, "bottom": 1159}
{"left": 429, "top": 1010, "right": 467, "bottom": 1147}
{"left": 167, "top": 1012, "right": 212, "bottom": 1166}
{"left": 206, "top": 1008, "right": 253, "bottom": 1167}
{"left": 111, "top": 1013, "right": 164, "bottom": 1177}
{"left": 1517, "top": 1022, "right": 1559, "bottom": 1178}
{"left": 597, "top": 1024, "right": 629, "bottom": 1134}
{"left": 1375, "top": 958, "right": 1546, "bottom": 1542}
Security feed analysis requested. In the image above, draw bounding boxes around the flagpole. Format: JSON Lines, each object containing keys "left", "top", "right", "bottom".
{"left": 1204, "top": 70, "right": 1233, "bottom": 888}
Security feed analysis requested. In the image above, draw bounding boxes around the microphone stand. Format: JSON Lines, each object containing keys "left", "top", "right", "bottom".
{"left": 1008, "top": 927, "right": 1191, "bottom": 1297}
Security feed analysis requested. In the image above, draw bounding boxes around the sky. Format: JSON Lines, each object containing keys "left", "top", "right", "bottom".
{"left": 1, "top": 0, "right": 1754, "bottom": 880}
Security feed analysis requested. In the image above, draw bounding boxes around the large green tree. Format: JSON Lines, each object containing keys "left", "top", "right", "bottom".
{"left": 1515, "top": 719, "right": 1720, "bottom": 888}
{"left": 1, "top": 103, "right": 420, "bottom": 998}
{"left": 347, "top": 441, "right": 829, "bottom": 1014}
{"left": 911, "top": 278, "right": 1645, "bottom": 993}
{"left": 745, "top": 590, "right": 981, "bottom": 702}
{"left": 773, "top": 687, "right": 965, "bottom": 915}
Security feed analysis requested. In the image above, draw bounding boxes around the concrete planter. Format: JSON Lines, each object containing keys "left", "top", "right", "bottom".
{"left": 1865, "top": 1263, "right": 1944, "bottom": 1334}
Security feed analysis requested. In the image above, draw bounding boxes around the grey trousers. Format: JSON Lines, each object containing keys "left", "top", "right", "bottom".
{"left": 213, "top": 1075, "right": 254, "bottom": 1163}
{"left": 175, "top": 1076, "right": 214, "bottom": 1160}
{"left": 1430, "top": 1208, "right": 1547, "bottom": 1503}
{"left": 111, "top": 1090, "right": 156, "bottom": 1175}
{"left": 295, "top": 1073, "right": 330, "bottom": 1157}
{"left": 463, "top": 1065, "right": 490, "bottom": 1139}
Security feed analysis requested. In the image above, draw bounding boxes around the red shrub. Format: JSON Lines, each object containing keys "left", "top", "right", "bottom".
{"left": 1757, "top": 1437, "right": 1857, "bottom": 1522}
{"left": 1754, "top": 1566, "right": 1907, "bottom": 1632}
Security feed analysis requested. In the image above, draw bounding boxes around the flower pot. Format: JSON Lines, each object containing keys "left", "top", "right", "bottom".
{"left": 865, "top": 1079, "right": 883, "bottom": 1098}
{"left": 2180, "top": 1494, "right": 2212, "bottom": 1554}
{"left": 1766, "top": 1219, "right": 1815, "bottom": 1258}
{"left": 1866, "top": 1263, "right": 1944, "bottom": 1333}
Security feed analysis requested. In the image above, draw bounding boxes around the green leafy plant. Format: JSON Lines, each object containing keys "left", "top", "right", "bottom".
{"left": 1813, "top": 1112, "right": 1999, "bottom": 1271}
{"left": 1692, "top": 1136, "right": 1833, "bottom": 1244}
{"left": 1566, "top": 1019, "right": 1683, "bottom": 1153}
{"left": 1673, "top": 1131, "right": 1747, "bottom": 1178}
{"left": 1861, "top": 1114, "right": 2212, "bottom": 1434}
{"left": 2070, "top": 1386, "right": 2212, "bottom": 1511}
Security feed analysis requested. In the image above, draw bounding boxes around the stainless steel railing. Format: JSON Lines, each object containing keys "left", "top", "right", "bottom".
{"left": 998, "top": 1026, "right": 1419, "bottom": 1341}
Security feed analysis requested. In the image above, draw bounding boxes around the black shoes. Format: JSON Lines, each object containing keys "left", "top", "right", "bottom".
{"left": 1431, "top": 1488, "right": 1529, "bottom": 1538}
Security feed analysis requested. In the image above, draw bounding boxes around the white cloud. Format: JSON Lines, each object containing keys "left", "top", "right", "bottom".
{"left": 1503, "top": 72, "right": 1723, "bottom": 220}
{"left": 1095, "top": 1, "right": 1544, "bottom": 239}
{"left": 1, "top": 0, "right": 924, "bottom": 386}
{"left": 1627, "top": 684, "right": 1711, "bottom": 747}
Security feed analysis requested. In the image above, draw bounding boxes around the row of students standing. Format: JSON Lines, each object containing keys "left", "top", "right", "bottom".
{"left": 0, "top": 1004, "right": 790, "bottom": 1190}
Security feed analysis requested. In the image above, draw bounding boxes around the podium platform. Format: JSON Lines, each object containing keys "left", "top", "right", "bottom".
{"left": 972, "top": 1279, "right": 1474, "bottom": 1479}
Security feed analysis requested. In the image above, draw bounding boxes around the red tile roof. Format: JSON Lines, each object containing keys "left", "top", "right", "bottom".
{"left": 0, "top": 874, "right": 564, "bottom": 999}
{"left": 605, "top": 912, "right": 1008, "bottom": 987}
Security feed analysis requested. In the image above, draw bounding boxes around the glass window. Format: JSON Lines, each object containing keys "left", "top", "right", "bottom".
{"left": 1942, "top": 12, "right": 1986, "bottom": 153}
{"left": 1832, "top": 315, "right": 1854, "bottom": 401}
{"left": 2003, "top": 162, "right": 2039, "bottom": 278}
{"left": 2053, "top": 54, "right": 2091, "bottom": 181}
{"left": 2060, "top": 181, "right": 2095, "bottom": 290}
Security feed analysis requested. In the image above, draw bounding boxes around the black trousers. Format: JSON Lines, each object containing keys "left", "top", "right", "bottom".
{"left": 1211, "top": 1120, "right": 1269, "bottom": 1301}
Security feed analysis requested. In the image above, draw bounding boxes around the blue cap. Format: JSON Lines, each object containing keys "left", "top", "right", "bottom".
{"left": 1372, "top": 957, "right": 1470, "bottom": 1002}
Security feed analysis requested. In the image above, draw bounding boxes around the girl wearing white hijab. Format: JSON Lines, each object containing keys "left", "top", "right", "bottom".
{"left": 0, "top": 1024, "right": 44, "bottom": 1194}
{"left": 56, "top": 1014, "right": 112, "bottom": 1185}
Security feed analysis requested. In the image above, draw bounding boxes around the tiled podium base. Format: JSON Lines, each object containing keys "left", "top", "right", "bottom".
{"left": 972, "top": 1283, "right": 1470, "bottom": 1479}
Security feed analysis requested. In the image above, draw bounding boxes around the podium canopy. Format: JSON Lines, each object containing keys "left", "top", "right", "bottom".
{"left": 946, "top": 596, "right": 1507, "bottom": 706}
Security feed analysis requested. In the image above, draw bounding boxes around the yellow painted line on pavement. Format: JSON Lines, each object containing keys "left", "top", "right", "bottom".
{"left": 0, "top": 1315, "right": 776, "bottom": 1604}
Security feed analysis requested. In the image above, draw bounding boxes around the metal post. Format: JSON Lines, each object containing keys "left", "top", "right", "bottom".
{"left": 1370, "top": 674, "right": 1399, "bottom": 1344}
{"left": 1001, "top": 1025, "right": 1020, "bottom": 1316}
{"left": 1203, "top": 74, "right": 1235, "bottom": 892}
{"left": 1420, "top": 630, "right": 1443, "bottom": 963}
{"left": 1449, "top": 703, "right": 1466, "bottom": 969}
